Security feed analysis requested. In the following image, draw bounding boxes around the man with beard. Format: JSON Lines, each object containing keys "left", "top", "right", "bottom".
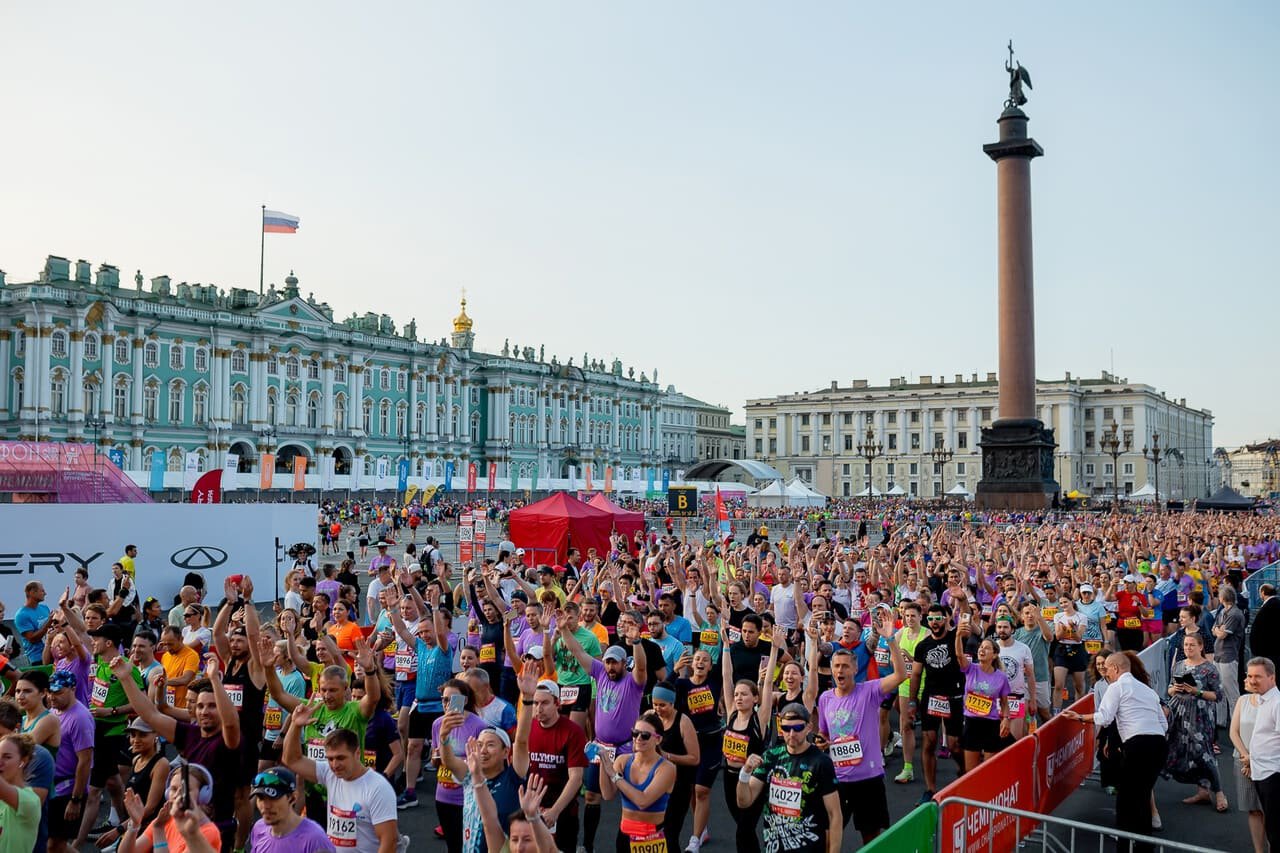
{"left": 904, "top": 604, "right": 966, "bottom": 801}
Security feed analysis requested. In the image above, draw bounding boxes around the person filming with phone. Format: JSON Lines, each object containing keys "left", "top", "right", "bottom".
{"left": 117, "top": 759, "right": 220, "bottom": 853}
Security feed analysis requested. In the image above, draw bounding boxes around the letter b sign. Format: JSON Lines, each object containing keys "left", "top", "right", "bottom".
{"left": 667, "top": 486, "right": 696, "bottom": 518}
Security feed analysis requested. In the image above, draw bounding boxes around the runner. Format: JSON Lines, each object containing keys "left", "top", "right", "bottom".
{"left": 993, "top": 615, "right": 1037, "bottom": 740}
{"left": 955, "top": 621, "right": 1012, "bottom": 771}
{"left": 905, "top": 603, "right": 966, "bottom": 800}
{"left": 598, "top": 711, "right": 677, "bottom": 853}
{"left": 893, "top": 600, "right": 928, "bottom": 784}
{"left": 512, "top": 670, "right": 588, "bottom": 853}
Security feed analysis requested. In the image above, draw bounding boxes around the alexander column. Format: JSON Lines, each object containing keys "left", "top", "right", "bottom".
{"left": 976, "top": 43, "right": 1059, "bottom": 509}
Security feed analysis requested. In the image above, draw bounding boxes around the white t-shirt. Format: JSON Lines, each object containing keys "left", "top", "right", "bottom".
{"left": 367, "top": 578, "right": 389, "bottom": 624}
{"left": 1052, "top": 611, "right": 1087, "bottom": 644}
{"left": 997, "top": 639, "right": 1034, "bottom": 694}
{"left": 772, "top": 583, "right": 797, "bottom": 629}
{"left": 315, "top": 761, "right": 398, "bottom": 852}
{"left": 183, "top": 625, "right": 213, "bottom": 651}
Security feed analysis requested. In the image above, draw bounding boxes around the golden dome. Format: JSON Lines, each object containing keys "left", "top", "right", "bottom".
{"left": 452, "top": 297, "right": 473, "bottom": 333}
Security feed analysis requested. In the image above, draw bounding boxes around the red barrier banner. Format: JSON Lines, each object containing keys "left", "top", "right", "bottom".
{"left": 189, "top": 469, "right": 222, "bottom": 504}
{"left": 935, "top": 735, "right": 1037, "bottom": 853}
{"left": 1036, "top": 694, "right": 1095, "bottom": 813}
{"left": 467, "top": 462, "right": 478, "bottom": 491}
{"left": 458, "top": 513, "right": 474, "bottom": 563}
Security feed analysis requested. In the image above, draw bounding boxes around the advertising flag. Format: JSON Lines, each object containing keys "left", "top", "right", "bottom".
{"left": 222, "top": 453, "right": 239, "bottom": 492}
{"left": 584, "top": 464, "right": 593, "bottom": 491}
{"left": 444, "top": 461, "right": 454, "bottom": 492}
{"left": 568, "top": 465, "right": 578, "bottom": 491}
{"left": 715, "top": 488, "right": 731, "bottom": 542}
{"left": 397, "top": 459, "right": 410, "bottom": 494}
{"left": 405, "top": 483, "right": 420, "bottom": 505}
{"left": 467, "top": 462, "right": 478, "bottom": 491}
{"left": 321, "top": 455, "right": 335, "bottom": 491}
{"left": 604, "top": 465, "right": 613, "bottom": 493}
{"left": 259, "top": 454, "right": 275, "bottom": 490}
{"left": 108, "top": 448, "right": 125, "bottom": 469}
{"left": 149, "top": 450, "right": 166, "bottom": 492}
{"left": 350, "top": 456, "right": 361, "bottom": 491}
{"left": 184, "top": 452, "right": 201, "bottom": 491}
{"left": 292, "top": 455, "right": 307, "bottom": 491}
{"left": 661, "top": 468, "right": 671, "bottom": 492}
{"left": 190, "top": 469, "right": 222, "bottom": 504}
{"left": 531, "top": 464, "right": 540, "bottom": 492}
{"left": 375, "top": 457, "right": 391, "bottom": 489}
{"left": 646, "top": 467, "right": 656, "bottom": 497}
{"left": 487, "top": 463, "right": 497, "bottom": 491}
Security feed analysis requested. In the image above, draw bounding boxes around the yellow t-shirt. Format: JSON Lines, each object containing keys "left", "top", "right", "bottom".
{"left": 119, "top": 554, "right": 136, "bottom": 578}
{"left": 162, "top": 645, "right": 201, "bottom": 708}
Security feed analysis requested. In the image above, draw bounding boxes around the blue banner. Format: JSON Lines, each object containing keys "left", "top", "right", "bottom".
{"left": 444, "top": 461, "right": 454, "bottom": 492}
{"left": 661, "top": 468, "right": 671, "bottom": 492}
{"left": 647, "top": 467, "right": 656, "bottom": 494}
{"left": 397, "top": 459, "right": 409, "bottom": 493}
{"left": 108, "top": 449, "right": 125, "bottom": 469}
{"left": 148, "top": 450, "right": 165, "bottom": 491}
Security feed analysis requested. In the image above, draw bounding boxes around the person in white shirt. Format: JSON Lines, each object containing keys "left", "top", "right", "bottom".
{"left": 1244, "top": 656, "right": 1280, "bottom": 851}
{"left": 994, "top": 616, "right": 1036, "bottom": 739}
{"left": 1064, "top": 653, "right": 1167, "bottom": 852}
{"left": 283, "top": 702, "right": 402, "bottom": 853}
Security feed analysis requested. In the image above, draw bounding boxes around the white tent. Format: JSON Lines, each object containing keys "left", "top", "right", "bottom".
{"left": 1128, "top": 483, "right": 1161, "bottom": 502}
{"left": 747, "top": 480, "right": 789, "bottom": 508}
{"left": 884, "top": 483, "right": 907, "bottom": 496}
{"left": 784, "top": 477, "right": 827, "bottom": 507}
{"left": 854, "top": 485, "right": 884, "bottom": 497}
{"left": 946, "top": 483, "right": 973, "bottom": 498}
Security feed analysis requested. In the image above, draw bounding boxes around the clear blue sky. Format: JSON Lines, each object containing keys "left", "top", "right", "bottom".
{"left": 3, "top": 3, "right": 1276, "bottom": 446}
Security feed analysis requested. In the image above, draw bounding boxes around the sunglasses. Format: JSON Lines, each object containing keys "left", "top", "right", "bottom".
{"left": 926, "top": 616, "right": 946, "bottom": 622}
{"left": 253, "top": 771, "right": 288, "bottom": 788}
{"left": 779, "top": 722, "right": 807, "bottom": 733}
{"left": 631, "top": 730, "right": 655, "bottom": 741}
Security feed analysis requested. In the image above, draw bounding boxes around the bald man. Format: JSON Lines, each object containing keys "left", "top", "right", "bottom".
{"left": 1065, "top": 653, "right": 1167, "bottom": 852}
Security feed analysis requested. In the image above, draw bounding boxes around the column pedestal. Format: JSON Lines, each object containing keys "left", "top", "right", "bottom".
{"left": 976, "top": 418, "right": 1058, "bottom": 509}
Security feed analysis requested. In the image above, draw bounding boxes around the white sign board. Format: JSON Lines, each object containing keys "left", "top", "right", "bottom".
{"left": 0, "top": 503, "right": 317, "bottom": 608}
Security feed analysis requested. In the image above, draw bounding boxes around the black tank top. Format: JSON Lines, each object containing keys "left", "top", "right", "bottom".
{"left": 128, "top": 751, "right": 166, "bottom": 828}
{"left": 721, "top": 710, "right": 765, "bottom": 769}
{"left": 222, "top": 658, "right": 267, "bottom": 740}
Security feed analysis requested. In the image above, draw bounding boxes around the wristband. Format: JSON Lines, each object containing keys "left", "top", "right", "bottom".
{"left": 521, "top": 699, "right": 534, "bottom": 706}
{"left": 738, "top": 769, "right": 753, "bottom": 784}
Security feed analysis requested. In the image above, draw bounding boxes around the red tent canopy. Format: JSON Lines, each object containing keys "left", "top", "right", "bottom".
{"left": 587, "top": 493, "right": 646, "bottom": 542}
{"left": 506, "top": 493, "right": 615, "bottom": 566}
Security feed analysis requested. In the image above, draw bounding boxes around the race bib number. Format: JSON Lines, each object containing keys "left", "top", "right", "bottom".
{"left": 1041, "top": 607, "right": 1058, "bottom": 621}
{"left": 225, "top": 684, "right": 244, "bottom": 709}
{"left": 165, "top": 685, "right": 178, "bottom": 707}
{"left": 264, "top": 706, "right": 283, "bottom": 739}
{"left": 1084, "top": 640, "right": 1103, "bottom": 655}
{"left": 328, "top": 805, "right": 359, "bottom": 848}
{"left": 874, "top": 646, "right": 891, "bottom": 667}
{"left": 306, "top": 739, "right": 327, "bottom": 762}
{"left": 1121, "top": 617, "right": 1142, "bottom": 630}
{"left": 721, "top": 730, "right": 749, "bottom": 763}
{"left": 1177, "top": 591, "right": 1189, "bottom": 606}
{"left": 686, "top": 686, "right": 715, "bottom": 715}
{"left": 699, "top": 629, "right": 719, "bottom": 646}
{"left": 964, "top": 692, "right": 993, "bottom": 717}
{"left": 1008, "top": 697, "right": 1025, "bottom": 719}
{"left": 727, "top": 626, "right": 742, "bottom": 645}
{"left": 768, "top": 776, "right": 803, "bottom": 817}
{"left": 1140, "top": 608, "right": 1155, "bottom": 620}
{"left": 479, "top": 644, "right": 496, "bottom": 664}
{"left": 395, "top": 650, "right": 417, "bottom": 681}
{"left": 437, "top": 764, "right": 460, "bottom": 787}
{"left": 927, "top": 696, "right": 952, "bottom": 718}
{"left": 829, "top": 734, "right": 863, "bottom": 768}
{"left": 560, "top": 685, "right": 581, "bottom": 706}
{"left": 628, "top": 828, "right": 667, "bottom": 853}
{"left": 362, "top": 749, "right": 377, "bottom": 768}
{"left": 91, "top": 677, "right": 110, "bottom": 708}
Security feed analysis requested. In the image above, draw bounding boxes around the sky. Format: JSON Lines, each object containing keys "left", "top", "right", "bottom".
{"left": 2, "top": 3, "right": 1277, "bottom": 447}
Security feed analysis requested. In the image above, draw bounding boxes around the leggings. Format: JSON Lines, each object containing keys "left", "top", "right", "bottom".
{"left": 438, "top": 801, "right": 463, "bottom": 853}
{"left": 664, "top": 768, "right": 695, "bottom": 851}
{"left": 722, "top": 766, "right": 764, "bottom": 851}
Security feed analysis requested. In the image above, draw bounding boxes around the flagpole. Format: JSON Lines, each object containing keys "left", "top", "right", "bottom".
{"left": 258, "top": 204, "right": 266, "bottom": 295}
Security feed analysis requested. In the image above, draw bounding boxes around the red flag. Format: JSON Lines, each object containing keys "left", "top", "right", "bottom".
{"left": 190, "top": 469, "right": 222, "bottom": 504}
{"left": 292, "top": 455, "right": 307, "bottom": 491}
{"left": 487, "top": 463, "right": 497, "bottom": 491}
{"left": 714, "top": 488, "right": 731, "bottom": 542}
{"left": 467, "top": 462, "right": 478, "bottom": 491}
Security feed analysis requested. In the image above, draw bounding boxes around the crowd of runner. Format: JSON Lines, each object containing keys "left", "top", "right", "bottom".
{"left": 1, "top": 506, "right": 1280, "bottom": 852}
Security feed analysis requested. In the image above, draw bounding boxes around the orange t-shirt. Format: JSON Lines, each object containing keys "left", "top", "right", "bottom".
{"left": 145, "top": 818, "right": 222, "bottom": 852}
{"left": 327, "top": 620, "right": 363, "bottom": 656}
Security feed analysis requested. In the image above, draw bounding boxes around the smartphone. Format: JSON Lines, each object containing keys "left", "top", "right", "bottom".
{"left": 181, "top": 761, "right": 191, "bottom": 810}
{"left": 447, "top": 693, "right": 466, "bottom": 714}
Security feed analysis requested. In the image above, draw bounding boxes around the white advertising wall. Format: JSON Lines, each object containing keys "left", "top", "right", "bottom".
{"left": 0, "top": 504, "right": 317, "bottom": 607}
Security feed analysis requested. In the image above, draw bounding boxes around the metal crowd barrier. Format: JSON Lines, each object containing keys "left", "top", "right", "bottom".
{"left": 1244, "top": 560, "right": 1280, "bottom": 609}
{"left": 936, "top": 796, "right": 1226, "bottom": 853}
{"left": 1136, "top": 637, "right": 1170, "bottom": 701}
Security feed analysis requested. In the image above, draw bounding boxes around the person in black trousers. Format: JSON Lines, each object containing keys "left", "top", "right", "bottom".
{"left": 1064, "top": 652, "right": 1167, "bottom": 853}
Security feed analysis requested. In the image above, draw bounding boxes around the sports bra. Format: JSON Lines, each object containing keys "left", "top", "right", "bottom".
{"left": 618, "top": 755, "right": 669, "bottom": 814}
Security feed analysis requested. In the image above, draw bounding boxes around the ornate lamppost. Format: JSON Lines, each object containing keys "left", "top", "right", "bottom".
{"left": 856, "top": 427, "right": 884, "bottom": 498}
{"left": 1099, "top": 420, "right": 1130, "bottom": 506}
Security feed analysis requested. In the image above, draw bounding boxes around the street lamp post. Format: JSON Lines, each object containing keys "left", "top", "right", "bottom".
{"left": 499, "top": 439, "right": 512, "bottom": 502}
{"left": 930, "top": 444, "right": 954, "bottom": 500}
{"left": 258, "top": 426, "right": 276, "bottom": 502}
{"left": 399, "top": 430, "right": 413, "bottom": 504}
{"left": 85, "top": 416, "right": 105, "bottom": 503}
{"left": 856, "top": 427, "right": 884, "bottom": 499}
{"left": 1142, "top": 432, "right": 1167, "bottom": 512}
{"left": 1099, "top": 420, "right": 1130, "bottom": 507}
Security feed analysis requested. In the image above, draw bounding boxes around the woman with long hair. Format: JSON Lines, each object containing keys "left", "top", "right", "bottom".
{"left": 13, "top": 671, "right": 59, "bottom": 762}
{"left": 955, "top": 624, "right": 1011, "bottom": 772}
{"left": 677, "top": 647, "right": 722, "bottom": 852}
{"left": 94, "top": 718, "right": 170, "bottom": 850}
{"left": 1165, "top": 631, "right": 1228, "bottom": 812}
{"left": 0, "top": 733, "right": 40, "bottom": 852}
{"left": 599, "top": 711, "right": 677, "bottom": 853}
{"left": 1230, "top": 664, "right": 1268, "bottom": 853}
{"left": 719, "top": 627, "right": 777, "bottom": 851}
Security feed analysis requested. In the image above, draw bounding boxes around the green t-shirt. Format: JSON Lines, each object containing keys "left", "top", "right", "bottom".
{"left": 1014, "top": 627, "right": 1050, "bottom": 683}
{"left": 302, "top": 700, "right": 369, "bottom": 792}
{"left": 0, "top": 783, "right": 40, "bottom": 853}
{"left": 897, "top": 626, "right": 929, "bottom": 697}
{"left": 554, "top": 627, "right": 602, "bottom": 687}
{"left": 92, "top": 658, "right": 144, "bottom": 736}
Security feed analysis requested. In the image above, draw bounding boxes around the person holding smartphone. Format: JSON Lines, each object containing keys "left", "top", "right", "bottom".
{"left": 431, "top": 681, "right": 488, "bottom": 853}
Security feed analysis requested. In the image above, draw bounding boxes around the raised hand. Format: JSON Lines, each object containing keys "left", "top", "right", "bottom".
{"left": 464, "top": 737, "right": 484, "bottom": 779}
{"left": 516, "top": 665, "right": 539, "bottom": 700}
{"left": 291, "top": 698, "right": 319, "bottom": 728}
{"left": 108, "top": 655, "right": 132, "bottom": 679}
{"left": 354, "top": 635, "right": 377, "bottom": 672}
{"left": 519, "top": 773, "right": 549, "bottom": 817}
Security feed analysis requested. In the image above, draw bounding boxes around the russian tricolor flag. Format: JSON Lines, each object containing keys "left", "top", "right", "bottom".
{"left": 263, "top": 209, "right": 300, "bottom": 234}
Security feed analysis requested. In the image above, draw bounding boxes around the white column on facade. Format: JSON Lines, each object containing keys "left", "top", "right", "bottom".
{"left": 220, "top": 347, "right": 232, "bottom": 423}
{"left": 639, "top": 404, "right": 649, "bottom": 453}
{"left": 945, "top": 407, "right": 956, "bottom": 451}
{"left": 652, "top": 402, "right": 663, "bottom": 458}
{"left": 968, "top": 406, "right": 979, "bottom": 453}
{"left": 323, "top": 355, "right": 336, "bottom": 431}
{"left": 485, "top": 387, "right": 497, "bottom": 441}
{"left": 611, "top": 398, "right": 620, "bottom": 451}
{"left": 537, "top": 386, "right": 547, "bottom": 445}
{"left": 37, "top": 327, "right": 53, "bottom": 415}
{"left": 69, "top": 328, "right": 85, "bottom": 422}
{"left": 99, "top": 334, "right": 114, "bottom": 421}
{"left": 351, "top": 361, "right": 366, "bottom": 433}
{"left": 0, "top": 332, "right": 8, "bottom": 417}
{"left": 130, "top": 337, "right": 144, "bottom": 423}
{"left": 777, "top": 413, "right": 788, "bottom": 457}
{"left": 20, "top": 323, "right": 37, "bottom": 416}
{"left": 207, "top": 346, "right": 221, "bottom": 426}
{"left": 425, "top": 373, "right": 437, "bottom": 438}
{"left": 460, "top": 377, "right": 470, "bottom": 447}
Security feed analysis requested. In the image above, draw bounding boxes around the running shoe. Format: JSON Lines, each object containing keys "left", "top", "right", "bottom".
{"left": 395, "top": 790, "right": 419, "bottom": 810}
{"left": 937, "top": 746, "right": 951, "bottom": 760}
{"left": 894, "top": 767, "right": 914, "bottom": 784}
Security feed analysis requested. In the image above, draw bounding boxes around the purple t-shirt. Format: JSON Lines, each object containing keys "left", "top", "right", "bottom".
{"left": 590, "top": 659, "right": 643, "bottom": 747}
{"left": 55, "top": 652, "right": 92, "bottom": 708}
{"left": 431, "top": 712, "right": 489, "bottom": 805}
{"left": 961, "top": 662, "right": 1011, "bottom": 720}
{"left": 249, "top": 815, "right": 336, "bottom": 853}
{"left": 51, "top": 701, "right": 95, "bottom": 796}
{"left": 817, "top": 680, "right": 892, "bottom": 783}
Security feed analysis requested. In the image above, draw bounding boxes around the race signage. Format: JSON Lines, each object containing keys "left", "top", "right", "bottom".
{"left": 668, "top": 485, "right": 697, "bottom": 517}
{"left": 935, "top": 734, "right": 1036, "bottom": 853}
{"left": 0, "top": 503, "right": 315, "bottom": 608}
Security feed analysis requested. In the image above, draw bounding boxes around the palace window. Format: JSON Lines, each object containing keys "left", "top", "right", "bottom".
{"left": 231, "top": 350, "right": 247, "bottom": 373}
{"left": 51, "top": 331, "right": 67, "bottom": 359}
{"left": 169, "top": 345, "right": 184, "bottom": 370}
{"left": 115, "top": 338, "right": 130, "bottom": 364}
{"left": 144, "top": 341, "right": 160, "bottom": 367}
